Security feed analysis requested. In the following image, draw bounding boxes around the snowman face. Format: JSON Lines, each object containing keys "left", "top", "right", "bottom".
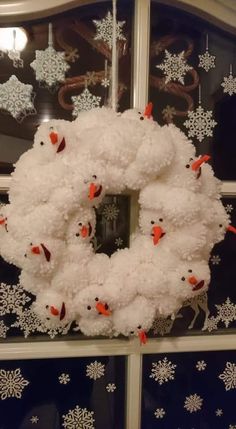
{"left": 33, "top": 292, "right": 68, "bottom": 327}
{"left": 24, "top": 242, "right": 51, "bottom": 262}
{"left": 34, "top": 120, "right": 67, "bottom": 161}
{"left": 66, "top": 210, "right": 96, "bottom": 244}
{"left": 139, "top": 209, "right": 169, "bottom": 245}
{"left": 185, "top": 155, "right": 211, "bottom": 179}
{"left": 75, "top": 287, "right": 111, "bottom": 319}
{"left": 174, "top": 261, "right": 210, "bottom": 296}
{"left": 83, "top": 174, "right": 103, "bottom": 201}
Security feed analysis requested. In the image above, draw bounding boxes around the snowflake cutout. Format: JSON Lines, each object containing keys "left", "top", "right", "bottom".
{"left": 106, "top": 383, "right": 116, "bottom": 392}
{"left": 184, "top": 105, "right": 217, "bottom": 143}
{"left": 162, "top": 105, "right": 176, "bottom": 122}
{"left": 93, "top": 11, "right": 126, "bottom": 49}
{"left": 156, "top": 50, "right": 192, "bottom": 84}
{"left": 59, "top": 373, "right": 70, "bottom": 384}
{"left": 198, "top": 50, "right": 215, "bottom": 72}
{"left": 184, "top": 393, "right": 203, "bottom": 413}
{"left": 30, "top": 46, "right": 70, "bottom": 87}
{"left": 0, "top": 75, "right": 36, "bottom": 122}
{"left": 210, "top": 254, "right": 221, "bottom": 265}
{"left": 216, "top": 297, "right": 236, "bottom": 328}
{"left": 0, "top": 320, "right": 9, "bottom": 338}
{"left": 0, "top": 368, "right": 29, "bottom": 400}
{"left": 62, "top": 405, "right": 95, "bottom": 429}
{"left": 0, "top": 283, "right": 31, "bottom": 316}
{"left": 219, "top": 361, "right": 236, "bottom": 390}
{"left": 152, "top": 317, "right": 173, "bottom": 336}
{"left": 205, "top": 315, "right": 219, "bottom": 332}
{"left": 30, "top": 416, "right": 39, "bottom": 424}
{"left": 195, "top": 360, "right": 207, "bottom": 371}
{"left": 225, "top": 204, "right": 234, "bottom": 214}
{"left": 216, "top": 409, "right": 223, "bottom": 417}
{"left": 150, "top": 357, "right": 176, "bottom": 385}
{"left": 102, "top": 204, "right": 119, "bottom": 221}
{"left": 221, "top": 71, "right": 236, "bottom": 96}
{"left": 86, "top": 361, "right": 105, "bottom": 380}
{"left": 101, "top": 78, "right": 110, "bottom": 88}
{"left": 72, "top": 88, "right": 101, "bottom": 117}
{"left": 154, "top": 408, "right": 166, "bottom": 419}
{"left": 115, "top": 237, "right": 123, "bottom": 247}
{"left": 12, "top": 307, "right": 47, "bottom": 337}
{"left": 85, "top": 71, "right": 97, "bottom": 86}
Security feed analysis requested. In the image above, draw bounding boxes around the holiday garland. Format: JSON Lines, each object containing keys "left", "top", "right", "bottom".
{"left": 0, "top": 104, "right": 234, "bottom": 343}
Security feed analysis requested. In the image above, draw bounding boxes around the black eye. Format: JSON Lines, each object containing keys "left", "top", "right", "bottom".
{"left": 46, "top": 305, "right": 49, "bottom": 309}
{"left": 130, "top": 331, "right": 134, "bottom": 334}
{"left": 150, "top": 220, "right": 155, "bottom": 224}
{"left": 95, "top": 297, "right": 99, "bottom": 301}
{"left": 78, "top": 223, "right": 82, "bottom": 226}
{"left": 159, "top": 218, "right": 163, "bottom": 222}
{"left": 92, "top": 175, "right": 97, "bottom": 179}
{"left": 181, "top": 277, "right": 185, "bottom": 281}
{"left": 40, "top": 141, "right": 44, "bottom": 146}
{"left": 87, "top": 306, "right": 91, "bottom": 310}
{"left": 138, "top": 111, "right": 141, "bottom": 114}
{"left": 137, "top": 325, "right": 142, "bottom": 329}
{"left": 140, "top": 116, "right": 144, "bottom": 121}
{"left": 30, "top": 242, "right": 32, "bottom": 246}
{"left": 219, "top": 224, "right": 223, "bottom": 228}
{"left": 188, "top": 269, "right": 192, "bottom": 273}
{"left": 46, "top": 317, "right": 50, "bottom": 321}
{"left": 75, "top": 233, "right": 79, "bottom": 237}
{"left": 24, "top": 253, "right": 27, "bottom": 258}
{"left": 49, "top": 126, "right": 53, "bottom": 130}
{"left": 185, "top": 164, "right": 190, "bottom": 168}
{"left": 189, "top": 158, "right": 193, "bottom": 161}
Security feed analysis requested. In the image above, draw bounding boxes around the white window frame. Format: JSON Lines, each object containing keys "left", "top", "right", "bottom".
{"left": 0, "top": 1, "right": 236, "bottom": 428}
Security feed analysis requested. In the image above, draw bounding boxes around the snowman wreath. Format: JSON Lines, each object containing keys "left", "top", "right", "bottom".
{"left": 0, "top": 103, "right": 235, "bottom": 343}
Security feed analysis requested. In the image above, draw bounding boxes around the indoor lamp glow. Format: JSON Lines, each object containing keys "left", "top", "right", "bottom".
{"left": 0, "top": 27, "right": 27, "bottom": 52}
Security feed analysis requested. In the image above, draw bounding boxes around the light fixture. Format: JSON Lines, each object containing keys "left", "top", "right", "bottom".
{"left": 0, "top": 27, "right": 27, "bottom": 68}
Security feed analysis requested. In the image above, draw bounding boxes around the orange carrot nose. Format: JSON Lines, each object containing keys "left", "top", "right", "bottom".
{"left": 96, "top": 302, "right": 111, "bottom": 317}
{"left": 191, "top": 155, "right": 211, "bottom": 171}
{"left": 0, "top": 217, "right": 5, "bottom": 225}
{"left": 49, "top": 131, "right": 58, "bottom": 144}
{"left": 50, "top": 306, "right": 59, "bottom": 316}
{"left": 138, "top": 330, "right": 147, "bottom": 345}
{"left": 152, "top": 226, "right": 163, "bottom": 245}
{"left": 81, "top": 225, "right": 88, "bottom": 238}
{"left": 31, "top": 246, "right": 40, "bottom": 255}
{"left": 144, "top": 102, "right": 153, "bottom": 119}
{"left": 188, "top": 276, "right": 198, "bottom": 285}
{"left": 89, "top": 183, "right": 97, "bottom": 200}
{"left": 227, "top": 225, "right": 236, "bottom": 234}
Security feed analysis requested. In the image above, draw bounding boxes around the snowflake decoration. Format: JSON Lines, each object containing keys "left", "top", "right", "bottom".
{"left": 11, "top": 307, "right": 47, "bottom": 337}
{"left": 0, "top": 320, "right": 9, "bottom": 338}
{"left": 72, "top": 88, "right": 101, "bottom": 117}
{"left": 86, "top": 361, "right": 105, "bottom": 380}
{"left": 216, "top": 409, "right": 223, "bottom": 417}
{"left": 210, "top": 254, "right": 221, "bottom": 265}
{"left": 216, "top": 297, "right": 236, "bottom": 328}
{"left": 93, "top": 11, "right": 126, "bottom": 49}
{"left": 184, "top": 393, "right": 203, "bottom": 413}
{"left": 198, "top": 50, "right": 215, "bottom": 72}
{"left": 205, "top": 315, "right": 219, "bottom": 332}
{"left": 30, "top": 416, "right": 39, "bottom": 424}
{"left": 0, "top": 75, "right": 36, "bottom": 122}
{"left": 219, "top": 361, "right": 236, "bottom": 391}
{"left": 152, "top": 317, "right": 173, "bottom": 336}
{"left": 101, "top": 78, "right": 110, "bottom": 88}
{"left": 0, "top": 283, "right": 31, "bottom": 316}
{"left": 162, "top": 105, "right": 176, "bottom": 122}
{"left": 0, "top": 368, "right": 29, "bottom": 400}
{"left": 195, "top": 360, "right": 207, "bottom": 371}
{"left": 184, "top": 105, "right": 217, "bottom": 143}
{"left": 156, "top": 50, "right": 192, "bottom": 84}
{"left": 102, "top": 204, "right": 119, "bottom": 221}
{"left": 106, "top": 383, "right": 116, "bottom": 392}
{"left": 8, "top": 49, "right": 24, "bottom": 68}
{"left": 221, "top": 71, "right": 236, "bottom": 96}
{"left": 62, "top": 405, "right": 95, "bottom": 429}
{"left": 154, "top": 408, "right": 166, "bottom": 419}
{"left": 225, "top": 204, "right": 234, "bottom": 214}
{"left": 59, "top": 373, "right": 70, "bottom": 384}
{"left": 85, "top": 71, "right": 97, "bottom": 86}
{"left": 30, "top": 46, "right": 69, "bottom": 87}
{"left": 115, "top": 237, "right": 123, "bottom": 248}
{"left": 149, "top": 357, "right": 176, "bottom": 385}
{"left": 229, "top": 425, "right": 236, "bottom": 429}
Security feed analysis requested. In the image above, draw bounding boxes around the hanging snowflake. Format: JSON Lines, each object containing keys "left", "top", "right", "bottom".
{"left": 221, "top": 65, "right": 236, "bottom": 96}
{"left": 93, "top": 11, "right": 126, "bottom": 49}
{"left": 0, "top": 75, "right": 36, "bottom": 122}
{"left": 101, "top": 78, "right": 110, "bottom": 88}
{"left": 219, "top": 361, "right": 236, "bottom": 391}
{"left": 198, "top": 34, "right": 215, "bottom": 72}
{"left": 62, "top": 405, "right": 95, "bottom": 429}
{"left": 30, "top": 23, "right": 70, "bottom": 88}
{"left": 156, "top": 50, "right": 192, "bottom": 84}
{"left": 8, "top": 49, "right": 24, "bottom": 68}
{"left": 0, "top": 368, "right": 29, "bottom": 400}
{"left": 184, "top": 105, "right": 217, "bottom": 143}
{"left": 184, "top": 393, "right": 203, "bottom": 413}
{"left": 72, "top": 88, "right": 101, "bottom": 117}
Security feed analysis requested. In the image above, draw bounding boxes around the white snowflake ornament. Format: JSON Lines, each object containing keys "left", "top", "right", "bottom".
{"left": 30, "top": 23, "right": 69, "bottom": 87}
{"left": 86, "top": 360, "right": 105, "bottom": 380}
{"left": 93, "top": 11, "right": 126, "bottom": 49}
{"left": 221, "top": 65, "right": 236, "bottom": 96}
{"left": 219, "top": 361, "right": 236, "bottom": 390}
{"left": 156, "top": 50, "right": 192, "bottom": 84}
{"left": 72, "top": 88, "right": 101, "bottom": 117}
{"left": 198, "top": 34, "right": 215, "bottom": 72}
{"left": 0, "top": 75, "right": 36, "bottom": 122}
{"left": 0, "top": 368, "right": 29, "bottom": 400}
{"left": 149, "top": 357, "right": 176, "bottom": 385}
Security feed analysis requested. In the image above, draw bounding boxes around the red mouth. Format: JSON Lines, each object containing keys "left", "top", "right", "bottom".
{"left": 192, "top": 280, "right": 205, "bottom": 291}
{"left": 96, "top": 301, "right": 111, "bottom": 316}
{"left": 60, "top": 302, "right": 66, "bottom": 320}
{"left": 94, "top": 185, "right": 103, "bottom": 198}
{"left": 196, "top": 167, "right": 202, "bottom": 179}
{"left": 56, "top": 137, "right": 66, "bottom": 153}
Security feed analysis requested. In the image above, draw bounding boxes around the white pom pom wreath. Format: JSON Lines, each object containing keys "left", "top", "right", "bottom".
{"left": 1, "top": 106, "right": 232, "bottom": 342}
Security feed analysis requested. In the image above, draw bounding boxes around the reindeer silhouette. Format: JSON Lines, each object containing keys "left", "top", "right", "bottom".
{"left": 177, "top": 292, "right": 210, "bottom": 330}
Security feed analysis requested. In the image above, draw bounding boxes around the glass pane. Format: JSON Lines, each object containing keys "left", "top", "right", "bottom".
{"left": 0, "top": 0, "right": 133, "bottom": 173}
{"left": 0, "top": 355, "right": 125, "bottom": 429}
{"left": 150, "top": 1, "right": 236, "bottom": 180}
{"left": 142, "top": 350, "right": 236, "bottom": 428}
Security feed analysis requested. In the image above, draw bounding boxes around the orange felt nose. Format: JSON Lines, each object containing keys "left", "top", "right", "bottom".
{"left": 0, "top": 218, "right": 5, "bottom": 225}
{"left": 152, "top": 226, "right": 163, "bottom": 245}
{"left": 144, "top": 102, "right": 153, "bottom": 118}
{"left": 139, "top": 330, "right": 147, "bottom": 345}
{"left": 227, "top": 225, "right": 236, "bottom": 234}
{"left": 50, "top": 306, "right": 59, "bottom": 316}
{"left": 96, "top": 302, "right": 111, "bottom": 317}
{"left": 191, "top": 155, "right": 211, "bottom": 171}
{"left": 31, "top": 246, "right": 40, "bottom": 255}
{"left": 81, "top": 225, "right": 88, "bottom": 238}
{"left": 49, "top": 131, "right": 58, "bottom": 144}
{"left": 89, "top": 183, "right": 97, "bottom": 200}
{"left": 188, "top": 276, "right": 197, "bottom": 285}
